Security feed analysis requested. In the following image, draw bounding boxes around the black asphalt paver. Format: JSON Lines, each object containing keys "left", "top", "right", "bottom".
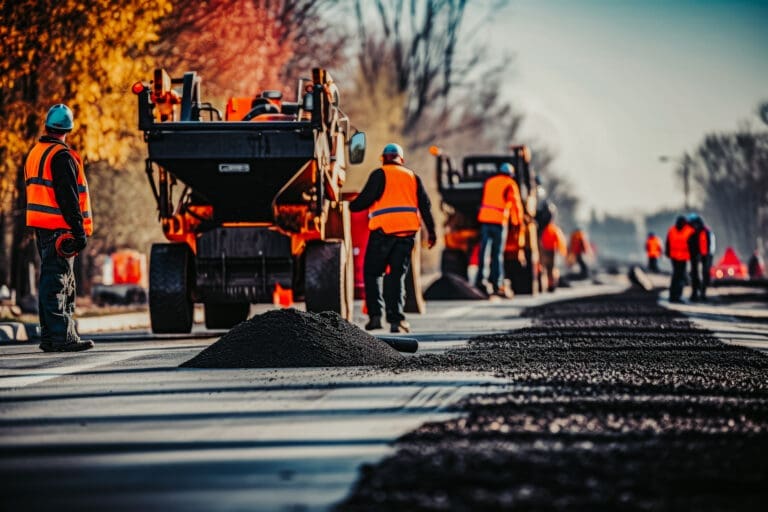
{"left": 337, "top": 289, "right": 768, "bottom": 511}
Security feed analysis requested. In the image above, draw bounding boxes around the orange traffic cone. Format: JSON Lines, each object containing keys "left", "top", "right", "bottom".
{"left": 272, "top": 283, "right": 294, "bottom": 308}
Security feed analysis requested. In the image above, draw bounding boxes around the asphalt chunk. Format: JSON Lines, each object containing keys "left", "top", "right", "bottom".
{"left": 181, "top": 309, "right": 402, "bottom": 368}
{"left": 338, "top": 289, "right": 768, "bottom": 511}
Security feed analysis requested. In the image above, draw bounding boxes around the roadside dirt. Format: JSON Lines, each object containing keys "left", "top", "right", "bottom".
{"left": 337, "top": 289, "right": 768, "bottom": 511}
{"left": 181, "top": 308, "right": 402, "bottom": 368}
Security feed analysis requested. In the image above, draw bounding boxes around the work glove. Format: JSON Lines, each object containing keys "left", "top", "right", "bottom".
{"left": 427, "top": 232, "right": 437, "bottom": 249}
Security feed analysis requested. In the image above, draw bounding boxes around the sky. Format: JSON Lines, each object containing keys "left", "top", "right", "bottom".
{"left": 475, "top": 0, "right": 768, "bottom": 218}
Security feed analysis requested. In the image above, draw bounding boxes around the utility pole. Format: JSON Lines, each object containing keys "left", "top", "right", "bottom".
{"left": 659, "top": 154, "right": 692, "bottom": 210}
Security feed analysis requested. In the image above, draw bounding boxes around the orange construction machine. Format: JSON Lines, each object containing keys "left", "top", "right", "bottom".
{"left": 133, "top": 68, "right": 366, "bottom": 332}
{"left": 431, "top": 145, "right": 541, "bottom": 295}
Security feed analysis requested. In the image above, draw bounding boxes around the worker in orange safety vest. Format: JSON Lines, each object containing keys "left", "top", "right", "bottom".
{"left": 475, "top": 162, "right": 522, "bottom": 298}
{"left": 568, "top": 228, "right": 592, "bottom": 279}
{"left": 539, "top": 218, "right": 567, "bottom": 293}
{"left": 665, "top": 215, "right": 695, "bottom": 303}
{"left": 24, "top": 104, "right": 94, "bottom": 353}
{"left": 687, "top": 213, "right": 715, "bottom": 301}
{"left": 350, "top": 143, "right": 436, "bottom": 333}
{"left": 645, "top": 232, "right": 663, "bottom": 273}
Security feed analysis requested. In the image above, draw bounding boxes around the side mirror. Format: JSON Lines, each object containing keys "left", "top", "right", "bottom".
{"left": 302, "top": 92, "right": 313, "bottom": 112}
{"left": 349, "top": 132, "right": 366, "bottom": 165}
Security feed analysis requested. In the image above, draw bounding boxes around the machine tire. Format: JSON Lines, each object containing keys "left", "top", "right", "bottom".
{"left": 204, "top": 302, "right": 250, "bottom": 329}
{"left": 149, "top": 243, "right": 194, "bottom": 334}
{"left": 305, "top": 241, "right": 353, "bottom": 320}
{"left": 441, "top": 249, "right": 469, "bottom": 280}
{"left": 505, "top": 247, "right": 536, "bottom": 295}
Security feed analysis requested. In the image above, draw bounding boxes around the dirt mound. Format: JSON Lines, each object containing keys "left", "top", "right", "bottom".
{"left": 181, "top": 309, "right": 403, "bottom": 368}
{"left": 424, "top": 273, "right": 487, "bottom": 300}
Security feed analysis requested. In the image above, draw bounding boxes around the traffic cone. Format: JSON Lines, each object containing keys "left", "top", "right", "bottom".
{"left": 272, "top": 283, "right": 294, "bottom": 308}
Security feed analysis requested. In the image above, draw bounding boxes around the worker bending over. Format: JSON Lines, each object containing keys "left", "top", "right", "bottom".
{"left": 350, "top": 143, "right": 436, "bottom": 333}
{"left": 475, "top": 162, "right": 522, "bottom": 297}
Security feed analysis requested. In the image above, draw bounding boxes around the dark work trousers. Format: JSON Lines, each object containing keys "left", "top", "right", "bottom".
{"left": 364, "top": 229, "right": 415, "bottom": 324}
{"left": 476, "top": 223, "right": 507, "bottom": 290}
{"left": 691, "top": 254, "right": 712, "bottom": 299}
{"left": 669, "top": 259, "right": 688, "bottom": 301}
{"left": 699, "top": 255, "right": 713, "bottom": 298}
{"left": 576, "top": 254, "right": 589, "bottom": 279}
{"left": 36, "top": 229, "right": 80, "bottom": 345}
{"left": 689, "top": 255, "right": 702, "bottom": 299}
{"left": 648, "top": 256, "right": 659, "bottom": 273}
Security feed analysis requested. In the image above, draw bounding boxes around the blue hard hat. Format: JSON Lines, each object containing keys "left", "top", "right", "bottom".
{"left": 381, "top": 143, "right": 404, "bottom": 159}
{"left": 45, "top": 104, "right": 74, "bottom": 132}
{"left": 500, "top": 162, "right": 515, "bottom": 175}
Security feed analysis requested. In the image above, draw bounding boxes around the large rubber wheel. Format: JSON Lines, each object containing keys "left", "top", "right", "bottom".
{"left": 441, "top": 249, "right": 469, "bottom": 280}
{"left": 149, "top": 243, "right": 194, "bottom": 334}
{"left": 304, "top": 241, "right": 353, "bottom": 320}
{"left": 505, "top": 247, "right": 536, "bottom": 295}
{"left": 204, "top": 302, "right": 250, "bottom": 329}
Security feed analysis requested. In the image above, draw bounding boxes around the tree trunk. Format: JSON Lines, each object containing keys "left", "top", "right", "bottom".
{"left": 10, "top": 165, "right": 38, "bottom": 303}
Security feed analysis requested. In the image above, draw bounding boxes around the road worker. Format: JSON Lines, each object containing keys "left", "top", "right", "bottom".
{"left": 24, "top": 104, "right": 94, "bottom": 352}
{"left": 687, "top": 214, "right": 716, "bottom": 301}
{"left": 665, "top": 215, "right": 695, "bottom": 303}
{"left": 474, "top": 162, "right": 523, "bottom": 297}
{"left": 645, "top": 232, "right": 663, "bottom": 273}
{"left": 568, "top": 228, "right": 592, "bottom": 279}
{"left": 350, "top": 143, "right": 436, "bottom": 333}
{"left": 539, "top": 217, "right": 567, "bottom": 293}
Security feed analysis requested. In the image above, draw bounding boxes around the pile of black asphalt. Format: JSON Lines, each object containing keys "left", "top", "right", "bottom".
{"left": 337, "top": 289, "right": 768, "bottom": 511}
{"left": 181, "top": 308, "right": 402, "bottom": 368}
{"left": 423, "top": 273, "right": 488, "bottom": 300}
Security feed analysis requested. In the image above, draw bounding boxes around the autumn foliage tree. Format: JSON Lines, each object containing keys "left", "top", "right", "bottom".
{"left": 156, "top": 0, "right": 343, "bottom": 102}
{"left": 0, "top": 0, "right": 171, "bottom": 291}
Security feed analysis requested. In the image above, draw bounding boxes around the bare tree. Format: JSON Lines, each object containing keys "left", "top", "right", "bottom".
{"left": 691, "top": 130, "right": 768, "bottom": 256}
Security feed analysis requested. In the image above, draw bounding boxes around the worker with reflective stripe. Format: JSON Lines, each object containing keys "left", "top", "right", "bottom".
{"left": 568, "top": 228, "right": 592, "bottom": 279}
{"left": 687, "top": 213, "right": 716, "bottom": 301}
{"left": 665, "top": 215, "right": 695, "bottom": 303}
{"left": 350, "top": 143, "right": 436, "bottom": 333}
{"left": 475, "top": 162, "right": 521, "bottom": 297}
{"left": 539, "top": 218, "right": 567, "bottom": 293}
{"left": 24, "top": 104, "right": 94, "bottom": 353}
{"left": 645, "top": 232, "right": 663, "bottom": 272}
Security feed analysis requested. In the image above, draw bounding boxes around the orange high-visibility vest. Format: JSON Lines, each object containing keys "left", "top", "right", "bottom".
{"left": 646, "top": 235, "right": 663, "bottom": 258}
{"left": 368, "top": 164, "right": 420, "bottom": 235}
{"left": 569, "top": 230, "right": 588, "bottom": 255}
{"left": 477, "top": 174, "right": 521, "bottom": 226}
{"left": 698, "top": 229, "right": 710, "bottom": 256}
{"left": 666, "top": 225, "right": 693, "bottom": 261}
{"left": 540, "top": 223, "right": 567, "bottom": 255}
{"left": 25, "top": 141, "right": 93, "bottom": 236}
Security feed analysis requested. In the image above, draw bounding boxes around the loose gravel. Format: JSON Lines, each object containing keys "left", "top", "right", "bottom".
{"left": 337, "top": 289, "right": 768, "bottom": 511}
{"left": 181, "top": 309, "right": 402, "bottom": 368}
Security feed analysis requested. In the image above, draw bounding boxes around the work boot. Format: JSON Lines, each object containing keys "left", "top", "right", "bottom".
{"left": 40, "top": 339, "right": 95, "bottom": 353}
{"left": 390, "top": 320, "right": 411, "bottom": 333}
{"left": 365, "top": 316, "right": 383, "bottom": 331}
{"left": 492, "top": 286, "right": 510, "bottom": 299}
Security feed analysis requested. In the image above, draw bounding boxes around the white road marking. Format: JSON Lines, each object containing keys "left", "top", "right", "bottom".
{"left": 435, "top": 305, "right": 476, "bottom": 319}
{"left": 0, "top": 350, "right": 155, "bottom": 390}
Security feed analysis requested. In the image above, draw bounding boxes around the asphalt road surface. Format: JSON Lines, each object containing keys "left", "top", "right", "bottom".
{"left": 1, "top": 278, "right": 766, "bottom": 511}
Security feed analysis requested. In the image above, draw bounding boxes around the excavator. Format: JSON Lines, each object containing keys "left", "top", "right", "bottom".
{"left": 132, "top": 67, "right": 365, "bottom": 332}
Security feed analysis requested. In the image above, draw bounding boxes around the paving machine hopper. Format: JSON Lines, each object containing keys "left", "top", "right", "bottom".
{"left": 431, "top": 145, "right": 540, "bottom": 295}
{"left": 133, "top": 68, "right": 366, "bottom": 332}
